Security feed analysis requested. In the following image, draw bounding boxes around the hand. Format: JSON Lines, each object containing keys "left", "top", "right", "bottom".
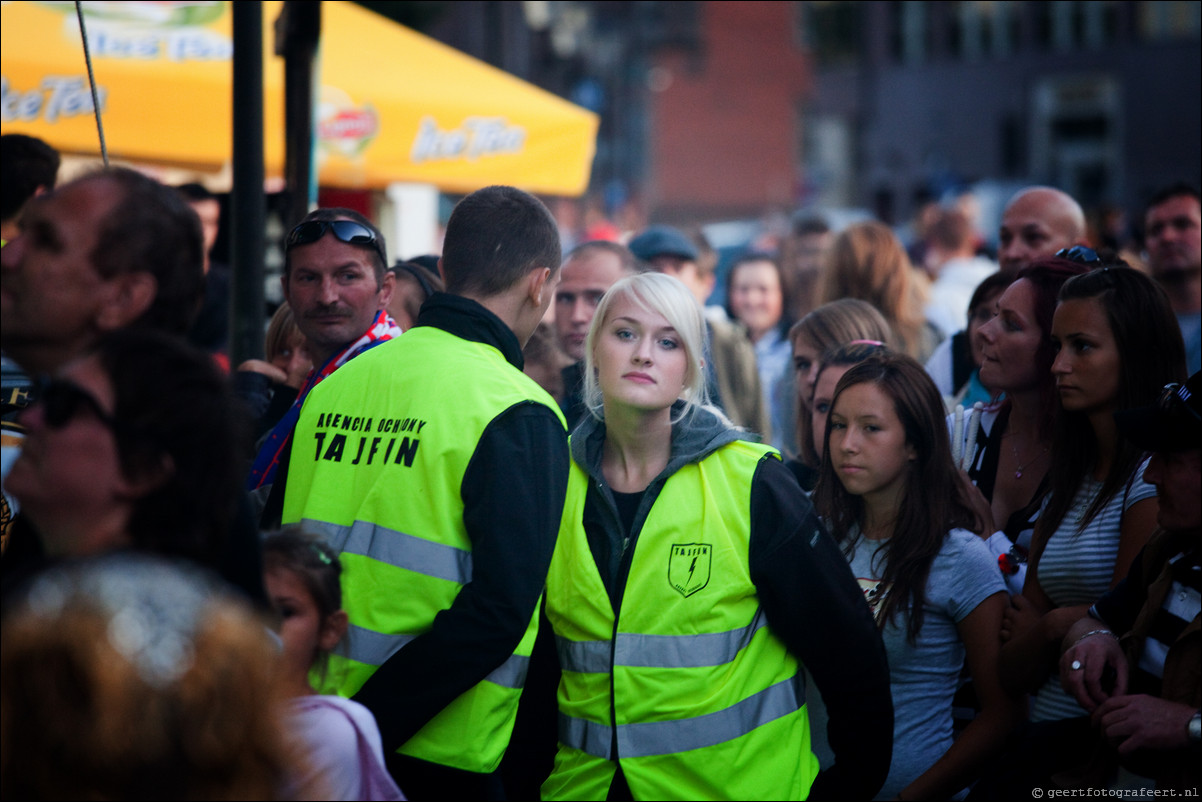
{"left": 1000, "top": 593, "right": 1041, "bottom": 643}
{"left": 956, "top": 470, "right": 994, "bottom": 537}
{"left": 1059, "top": 631, "right": 1126, "bottom": 711}
{"left": 237, "top": 359, "right": 288, "bottom": 384}
{"left": 1092, "top": 695, "right": 1194, "bottom": 755}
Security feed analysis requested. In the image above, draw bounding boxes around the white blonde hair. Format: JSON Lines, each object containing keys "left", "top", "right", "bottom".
{"left": 582, "top": 272, "right": 712, "bottom": 422}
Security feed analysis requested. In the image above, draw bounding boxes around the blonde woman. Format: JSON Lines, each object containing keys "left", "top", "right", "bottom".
{"left": 541, "top": 272, "right": 891, "bottom": 800}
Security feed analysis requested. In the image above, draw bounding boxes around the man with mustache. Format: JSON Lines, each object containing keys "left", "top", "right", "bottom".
{"left": 246, "top": 208, "right": 399, "bottom": 499}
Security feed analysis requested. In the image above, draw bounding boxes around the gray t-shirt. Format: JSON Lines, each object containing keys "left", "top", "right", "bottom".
{"left": 808, "top": 527, "right": 1005, "bottom": 800}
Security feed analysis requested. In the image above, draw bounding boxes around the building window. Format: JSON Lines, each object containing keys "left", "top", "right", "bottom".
{"left": 1139, "top": 1, "right": 1202, "bottom": 40}
{"left": 953, "top": 0, "right": 1021, "bottom": 60}
{"left": 1033, "top": 1, "right": 1119, "bottom": 51}
{"left": 890, "top": 1, "right": 930, "bottom": 64}
{"left": 799, "top": 1, "right": 862, "bottom": 66}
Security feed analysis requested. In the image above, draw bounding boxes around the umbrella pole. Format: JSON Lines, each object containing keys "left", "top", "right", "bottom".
{"left": 230, "top": 1, "right": 267, "bottom": 366}
{"left": 277, "top": 1, "right": 321, "bottom": 229}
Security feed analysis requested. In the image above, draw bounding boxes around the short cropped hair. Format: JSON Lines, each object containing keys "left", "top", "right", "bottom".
{"left": 1, "top": 133, "right": 60, "bottom": 222}
{"left": 564, "top": 239, "right": 642, "bottom": 275}
{"left": 791, "top": 213, "right": 831, "bottom": 238}
{"left": 441, "top": 185, "right": 561, "bottom": 297}
{"left": 86, "top": 168, "right": 205, "bottom": 335}
{"left": 927, "top": 208, "right": 974, "bottom": 252}
{"left": 284, "top": 207, "right": 388, "bottom": 284}
{"left": 1144, "top": 182, "right": 1201, "bottom": 217}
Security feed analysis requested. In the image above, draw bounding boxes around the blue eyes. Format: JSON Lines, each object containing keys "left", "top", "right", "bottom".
{"left": 614, "top": 329, "right": 678, "bottom": 350}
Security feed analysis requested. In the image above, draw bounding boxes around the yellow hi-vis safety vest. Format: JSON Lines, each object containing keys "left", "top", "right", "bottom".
{"left": 282, "top": 326, "right": 565, "bottom": 773}
{"left": 542, "top": 440, "right": 818, "bottom": 801}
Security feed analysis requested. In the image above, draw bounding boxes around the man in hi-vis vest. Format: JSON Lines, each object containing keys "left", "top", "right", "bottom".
{"left": 282, "top": 185, "right": 569, "bottom": 799}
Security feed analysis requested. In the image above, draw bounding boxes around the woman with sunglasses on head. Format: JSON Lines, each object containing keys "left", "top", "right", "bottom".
{"left": 541, "top": 272, "right": 892, "bottom": 801}
{"left": 983, "top": 265, "right": 1187, "bottom": 796}
{"left": 953, "top": 258, "right": 1093, "bottom": 594}
{"left": 2, "top": 329, "right": 251, "bottom": 602}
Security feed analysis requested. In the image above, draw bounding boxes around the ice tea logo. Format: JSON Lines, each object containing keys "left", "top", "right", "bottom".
{"left": 43, "top": 1, "right": 233, "bottom": 62}
{"left": 317, "top": 87, "right": 379, "bottom": 158}
{"left": 1, "top": 76, "right": 105, "bottom": 124}
{"left": 668, "top": 543, "right": 711, "bottom": 598}
{"left": 410, "top": 116, "right": 526, "bottom": 163}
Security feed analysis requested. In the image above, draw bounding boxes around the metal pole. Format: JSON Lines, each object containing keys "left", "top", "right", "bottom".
{"left": 277, "top": 1, "right": 322, "bottom": 229}
{"left": 230, "top": 1, "right": 266, "bottom": 365}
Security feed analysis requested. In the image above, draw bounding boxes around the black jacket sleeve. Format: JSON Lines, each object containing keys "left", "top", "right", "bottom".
{"left": 353, "top": 401, "right": 569, "bottom": 753}
{"left": 749, "top": 457, "right": 893, "bottom": 801}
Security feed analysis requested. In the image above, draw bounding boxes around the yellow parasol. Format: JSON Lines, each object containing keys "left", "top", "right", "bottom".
{"left": 1, "top": 1, "right": 598, "bottom": 196}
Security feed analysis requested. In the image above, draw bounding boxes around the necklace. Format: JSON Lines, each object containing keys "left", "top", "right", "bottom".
{"left": 1006, "top": 433, "right": 1048, "bottom": 479}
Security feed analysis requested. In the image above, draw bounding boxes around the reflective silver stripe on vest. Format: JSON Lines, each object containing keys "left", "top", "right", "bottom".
{"left": 302, "top": 518, "right": 472, "bottom": 583}
{"left": 345, "top": 624, "right": 531, "bottom": 689}
{"left": 556, "top": 610, "right": 768, "bottom": 673}
{"left": 559, "top": 672, "right": 805, "bottom": 759}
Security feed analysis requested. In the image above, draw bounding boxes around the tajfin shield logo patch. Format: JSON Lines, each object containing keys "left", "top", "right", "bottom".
{"left": 668, "top": 543, "right": 712, "bottom": 597}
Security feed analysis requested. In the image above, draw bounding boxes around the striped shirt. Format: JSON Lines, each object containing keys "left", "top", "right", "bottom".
{"left": 1030, "top": 458, "right": 1157, "bottom": 722}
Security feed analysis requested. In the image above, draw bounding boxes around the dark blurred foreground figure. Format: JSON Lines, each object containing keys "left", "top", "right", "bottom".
{"left": 1054, "top": 371, "right": 1201, "bottom": 793}
{"left": 176, "top": 182, "right": 233, "bottom": 367}
{"left": 1, "top": 329, "right": 261, "bottom": 605}
{"left": 1, "top": 132, "right": 60, "bottom": 245}
{"left": 1, "top": 553, "right": 293, "bottom": 800}
{"left": 1, "top": 166, "right": 206, "bottom": 561}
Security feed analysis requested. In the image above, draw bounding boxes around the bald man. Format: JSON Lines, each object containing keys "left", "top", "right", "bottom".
{"left": 997, "top": 186, "right": 1088, "bottom": 273}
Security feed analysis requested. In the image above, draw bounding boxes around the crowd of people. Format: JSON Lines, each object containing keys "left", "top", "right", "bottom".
{"left": 1, "top": 131, "right": 1199, "bottom": 801}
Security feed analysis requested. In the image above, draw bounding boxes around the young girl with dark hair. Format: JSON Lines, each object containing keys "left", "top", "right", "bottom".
{"left": 813, "top": 352, "right": 1023, "bottom": 800}
{"left": 263, "top": 528, "right": 404, "bottom": 801}
{"left": 809, "top": 340, "right": 890, "bottom": 465}
{"left": 787, "top": 299, "right": 892, "bottom": 490}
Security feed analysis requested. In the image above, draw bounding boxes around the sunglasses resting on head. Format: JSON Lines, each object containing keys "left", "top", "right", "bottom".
{"left": 286, "top": 220, "right": 387, "bottom": 267}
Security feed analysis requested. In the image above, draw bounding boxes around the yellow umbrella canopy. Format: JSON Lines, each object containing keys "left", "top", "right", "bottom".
{"left": 1, "top": 1, "right": 598, "bottom": 196}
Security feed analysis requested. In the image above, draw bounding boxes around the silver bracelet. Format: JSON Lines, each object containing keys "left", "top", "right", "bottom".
{"left": 1071, "top": 628, "right": 1116, "bottom": 648}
